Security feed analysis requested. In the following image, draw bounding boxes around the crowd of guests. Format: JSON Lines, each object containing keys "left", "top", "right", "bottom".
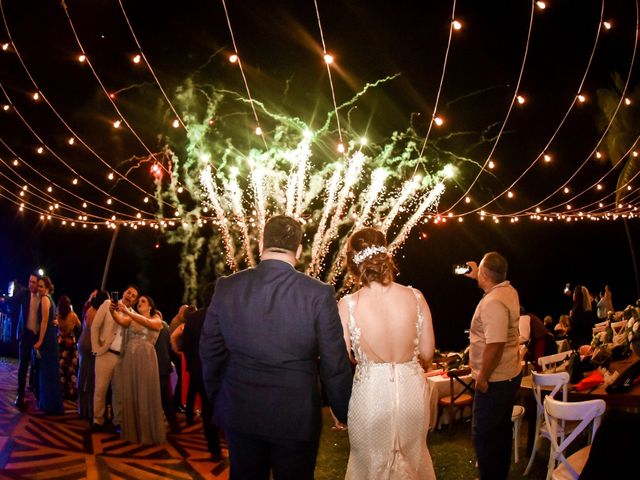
{"left": 8, "top": 217, "right": 621, "bottom": 479}
{"left": 11, "top": 272, "right": 222, "bottom": 459}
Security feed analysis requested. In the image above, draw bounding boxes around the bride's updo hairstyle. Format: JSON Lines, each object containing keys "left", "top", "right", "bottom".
{"left": 346, "top": 227, "right": 397, "bottom": 287}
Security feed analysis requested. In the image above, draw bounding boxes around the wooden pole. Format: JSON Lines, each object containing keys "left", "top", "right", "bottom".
{"left": 101, "top": 224, "right": 120, "bottom": 291}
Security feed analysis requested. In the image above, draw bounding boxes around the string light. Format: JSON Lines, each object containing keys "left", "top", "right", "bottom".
{"left": 132, "top": 54, "right": 141, "bottom": 64}
{"left": 488, "top": 160, "right": 495, "bottom": 169}
{"left": 603, "top": 21, "right": 612, "bottom": 30}
{"left": 323, "top": 53, "right": 334, "bottom": 64}
{"left": 67, "top": 137, "right": 74, "bottom": 145}
{"left": 625, "top": 97, "right": 632, "bottom": 106}
{"left": 78, "top": 54, "right": 86, "bottom": 62}
{"left": 1, "top": 42, "right": 8, "bottom": 50}
{"left": 113, "top": 120, "right": 121, "bottom": 128}
{"left": 2, "top": 104, "right": 9, "bottom": 111}
{"left": 543, "top": 154, "right": 552, "bottom": 162}
{"left": 577, "top": 94, "right": 587, "bottom": 103}
{"left": 516, "top": 95, "right": 526, "bottom": 104}
{"left": 32, "top": 92, "right": 39, "bottom": 101}
{"left": 172, "top": 119, "right": 179, "bottom": 128}
{"left": 535, "top": 1, "right": 546, "bottom": 10}
{"left": 452, "top": 20, "right": 462, "bottom": 30}
{"left": 433, "top": 116, "right": 444, "bottom": 126}
{"left": 228, "top": 54, "right": 238, "bottom": 63}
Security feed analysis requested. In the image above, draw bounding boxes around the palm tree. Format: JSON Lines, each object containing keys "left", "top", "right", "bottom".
{"left": 597, "top": 73, "right": 640, "bottom": 298}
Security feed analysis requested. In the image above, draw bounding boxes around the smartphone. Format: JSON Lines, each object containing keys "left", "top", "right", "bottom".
{"left": 453, "top": 264, "right": 472, "bottom": 275}
{"left": 563, "top": 283, "right": 571, "bottom": 295}
{"left": 110, "top": 291, "right": 119, "bottom": 303}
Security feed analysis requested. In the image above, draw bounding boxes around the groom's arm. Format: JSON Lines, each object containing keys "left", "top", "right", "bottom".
{"left": 200, "top": 283, "right": 229, "bottom": 407}
{"left": 316, "top": 285, "right": 353, "bottom": 424}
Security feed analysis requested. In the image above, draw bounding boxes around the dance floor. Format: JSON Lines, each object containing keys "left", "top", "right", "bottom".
{"left": 0, "top": 358, "right": 229, "bottom": 479}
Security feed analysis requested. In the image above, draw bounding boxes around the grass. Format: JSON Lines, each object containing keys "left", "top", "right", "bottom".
{"left": 316, "top": 409, "right": 550, "bottom": 479}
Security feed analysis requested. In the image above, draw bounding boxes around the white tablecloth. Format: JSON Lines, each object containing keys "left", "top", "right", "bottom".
{"left": 426, "top": 370, "right": 474, "bottom": 430}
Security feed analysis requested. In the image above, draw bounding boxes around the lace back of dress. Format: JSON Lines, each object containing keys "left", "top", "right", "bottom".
{"left": 347, "top": 295, "right": 368, "bottom": 365}
{"left": 411, "top": 288, "right": 424, "bottom": 362}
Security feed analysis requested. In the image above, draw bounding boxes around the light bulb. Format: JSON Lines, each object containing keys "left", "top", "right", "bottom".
{"left": 132, "top": 54, "right": 141, "bottom": 64}
{"left": 229, "top": 54, "right": 238, "bottom": 63}
{"left": 323, "top": 54, "right": 334, "bottom": 64}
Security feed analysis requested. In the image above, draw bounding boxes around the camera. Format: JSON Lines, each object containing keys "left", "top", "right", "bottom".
{"left": 563, "top": 283, "right": 571, "bottom": 295}
{"left": 110, "top": 291, "right": 119, "bottom": 303}
{"left": 453, "top": 264, "right": 472, "bottom": 275}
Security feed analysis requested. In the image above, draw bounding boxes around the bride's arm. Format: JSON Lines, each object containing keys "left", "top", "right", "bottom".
{"left": 416, "top": 290, "right": 435, "bottom": 364}
{"left": 337, "top": 297, "right": 355, "bottom": 364}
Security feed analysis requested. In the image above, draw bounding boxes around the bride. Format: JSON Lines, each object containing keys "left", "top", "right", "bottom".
{"left": 338, "top": 228, "right": 436, "bottom": 479}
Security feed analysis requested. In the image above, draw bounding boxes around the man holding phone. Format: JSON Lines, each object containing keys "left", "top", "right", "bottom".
{"left": 464, "top": 252, "right": 521, "bottom": 480}
{"left": 91, "top": 285, "right": 139, "bottom": 430}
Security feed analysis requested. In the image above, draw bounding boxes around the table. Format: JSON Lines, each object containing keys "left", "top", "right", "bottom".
{"left": 426, "top": 369, "right": 474, "bottom": 430}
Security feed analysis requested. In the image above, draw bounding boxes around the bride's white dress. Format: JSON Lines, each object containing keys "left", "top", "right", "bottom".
{"left": 344, "top": 290, "right": 435, "bottom": 479}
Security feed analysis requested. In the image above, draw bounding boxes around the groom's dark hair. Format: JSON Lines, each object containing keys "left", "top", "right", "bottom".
{"left": 262, "top": 215, "right": 302, "bottom": 253}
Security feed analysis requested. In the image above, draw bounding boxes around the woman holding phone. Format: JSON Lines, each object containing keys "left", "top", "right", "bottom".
{"left": 112, "top": 294, "right": 166, "bottom": 445}
{"left": 33, "top": 276, "right": 64, "bottom": 415}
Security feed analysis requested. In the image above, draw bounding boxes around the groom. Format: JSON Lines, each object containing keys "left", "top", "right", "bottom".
{"left": 200, "top": 215, "right": 353, "bottom": 480}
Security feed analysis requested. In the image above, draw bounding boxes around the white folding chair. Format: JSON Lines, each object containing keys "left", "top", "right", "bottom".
{"left": 544, "top": 397, "right": 606, "bottom": 480}
{"left": 538, "top": 351, "right": 572, "bottom": 373}
{"left": 523, "top": 371, "right": 570, "bottom": 476}
{"left": 512, "top": 404, "right": 525, "bottom": 463}
{"left": 610, "top": 320, "right": 626, "bottom": 335}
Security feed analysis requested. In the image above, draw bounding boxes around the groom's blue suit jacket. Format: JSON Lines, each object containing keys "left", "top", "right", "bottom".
{"left": 200, "top": 259, "right": 353, "bottom": 442}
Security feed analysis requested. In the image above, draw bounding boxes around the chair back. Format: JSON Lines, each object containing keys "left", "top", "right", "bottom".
{"left": 544, "top": 397, "right": 606, "bottom": 479}
{"left": 592, "top": 323, "right": 608, "bottom": 335}
{"left": 538, "top": 350, "right": 572, "bottom": 372}
{"left": 611, "top": 320, "right": 626, "bottom": 335}
{"left": 447, "top": 367, "right": 474, "bottom": 401}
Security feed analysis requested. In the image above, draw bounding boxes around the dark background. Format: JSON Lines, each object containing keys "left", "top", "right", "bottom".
{"left": 2, "top": 0, "right": 640, "bottom": 352}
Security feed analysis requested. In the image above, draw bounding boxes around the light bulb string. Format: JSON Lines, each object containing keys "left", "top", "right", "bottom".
{"left": 442, "top": 0, "right": 535, "bottom": 214}
{"left": 463, "top": 0, "right": 605, "bottom": 217}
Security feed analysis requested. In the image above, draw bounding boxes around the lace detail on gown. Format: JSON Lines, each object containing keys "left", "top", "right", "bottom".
{"left": 345, "top": 288, "right": 435, "bottom": 480}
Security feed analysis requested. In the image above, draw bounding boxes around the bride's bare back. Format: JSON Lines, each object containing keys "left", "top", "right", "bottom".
{"left": 338, "top": 282, "right": 435, "bottom": 365}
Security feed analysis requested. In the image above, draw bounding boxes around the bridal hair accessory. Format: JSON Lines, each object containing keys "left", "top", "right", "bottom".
{"left": 352, "top": 246, "right": 387, "bottom": 265}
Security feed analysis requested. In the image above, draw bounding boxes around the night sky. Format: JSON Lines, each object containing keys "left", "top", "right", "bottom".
{"left": 2, "top": 0, "right": 640, "bottom": 350}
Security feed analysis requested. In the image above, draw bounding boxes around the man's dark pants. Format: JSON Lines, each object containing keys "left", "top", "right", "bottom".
{"left": 17, "top": 330, "right": 37, "bottom": 396}
{"left": 225, "top": 429, "right": 320, "bottom": 480}
{"left": 472, "top": 373, "right": 522, "bottom": 480}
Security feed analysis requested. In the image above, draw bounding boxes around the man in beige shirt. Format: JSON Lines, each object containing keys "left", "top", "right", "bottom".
{"left": 465, "top": 252, "right": 522, "bottom": 480}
